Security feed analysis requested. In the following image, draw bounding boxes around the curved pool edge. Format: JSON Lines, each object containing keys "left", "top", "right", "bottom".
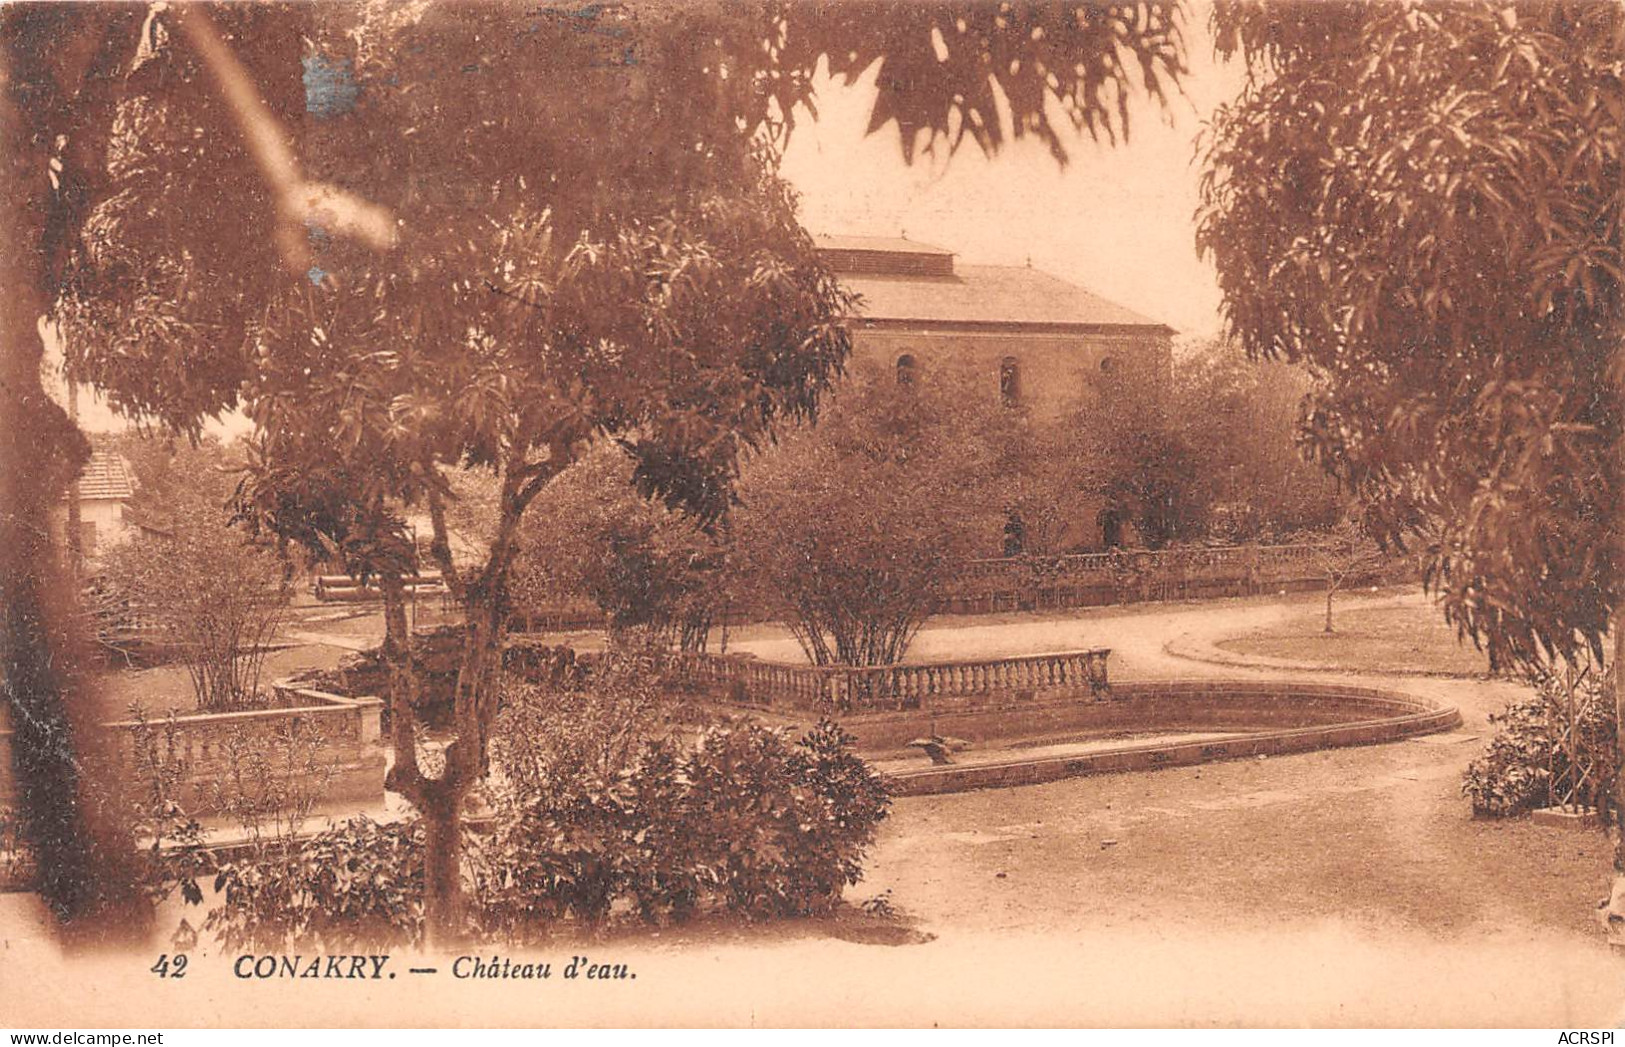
{"left": 876, "top": 679, "right": 1464, "bottom": 797}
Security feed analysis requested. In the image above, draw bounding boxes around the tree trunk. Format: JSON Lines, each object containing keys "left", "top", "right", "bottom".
{"left": 453, "top": 595, "right": 507, "bottom": 777}
{"left": 377, "top": 573, "right": 468, "bottom": 945}
{"left": 411, "top": 596, "right": 507, "bottom": 945}
{"left": 0, "top": 35, "right": 150, "bottom": 943}
{"left": 380, "top": 573, "right": 412, "bottom": 729}
{"left": 1324, "top": 584, "right": 1335, "bottom": 634}
{"left": 1606, "top": 605, "right": 1625, "bottom": 949}
{"left": 64, "top": 378, "right": 81, "bottom": 577}
{"left": 418, "top": 776, "right": 466, "bottom": 946}
{"left": 1607, "top": 177, "right": 1625, "bottom": 943}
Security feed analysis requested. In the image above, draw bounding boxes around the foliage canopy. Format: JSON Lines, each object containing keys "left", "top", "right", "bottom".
{"left": 1199, "top": 0, "right": 1624, "bottom": 667}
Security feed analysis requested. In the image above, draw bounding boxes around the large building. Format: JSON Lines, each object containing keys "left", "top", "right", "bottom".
{"left": 816, "top": 234, "right": 1175, "bottom": 550}
{"left": 817, "top": 234, "right": 1173, "bottom": 422}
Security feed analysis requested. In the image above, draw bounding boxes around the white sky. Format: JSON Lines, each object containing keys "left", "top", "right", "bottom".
{"left": 55, "top": 6, "right": 1240, "bottom": 435}
{"left": 780, "top": 5, "right": 1241, "bottom": 339}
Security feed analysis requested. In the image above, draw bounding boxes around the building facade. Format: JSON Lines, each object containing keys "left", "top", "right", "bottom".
{"left": 817, "top": 234, "right": 1176, "bottom": 551}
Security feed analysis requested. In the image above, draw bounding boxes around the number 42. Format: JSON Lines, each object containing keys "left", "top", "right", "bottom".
{"left": 151, "top": 954, "right": 188, "bottom": 979}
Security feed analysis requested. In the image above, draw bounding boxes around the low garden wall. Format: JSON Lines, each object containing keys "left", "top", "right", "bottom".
{"left": 0, "top": 685, "right": 387, "bottom": 816}
{"left": 673, "top": 647, "right": 1112, "bottom": 713}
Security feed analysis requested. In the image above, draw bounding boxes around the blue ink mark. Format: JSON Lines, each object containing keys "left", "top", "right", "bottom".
{"left": 307, "top": 266, "right": 327, "bottom": 286}
{"left": 306, "top": 222, "right": 331, "bottom": 245}
{"left": 302, "top": 54, "right": 359, "bottom": 118}
{"left": 534, "top": 4, "right": 628, "bottom": 37}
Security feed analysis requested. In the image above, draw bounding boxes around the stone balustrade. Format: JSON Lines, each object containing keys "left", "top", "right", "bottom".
{"left": 674, "top": 647, "right": 1111, "bottom": 714}
{"left": 942, "top": 542, "right": 1356, "bottom": 615}
{"left": 511, "top": 542, "right": 1360, "bottom": 636}
{"left": 0, "top": 685, "right": 386, "bottom": 815}
{"left": 957, "top": 542, "right": 1339, "bottom": 585}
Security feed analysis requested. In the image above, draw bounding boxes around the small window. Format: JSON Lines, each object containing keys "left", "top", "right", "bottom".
{"left": 1099, "top": 356, "right": 1118, "bottom": 374}
{"left": 896, "top": 353, "right": 917, "bottom": 386}
{"left": 999, "top": 356, "right": 1020, "bottom": 406}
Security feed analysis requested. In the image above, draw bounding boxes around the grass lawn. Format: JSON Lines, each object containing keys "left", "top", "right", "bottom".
{"left": 84, "top": 644, "right": 353, "bottom": 722}
{"left": 1216, "top": 594, "right": 1495, "bottom": 676}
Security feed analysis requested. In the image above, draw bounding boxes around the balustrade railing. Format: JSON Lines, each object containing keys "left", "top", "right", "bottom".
{"left": 512, "top": 542, "right": 1354, "bottom": 636}
{"left": 673, "top": 647, "right": 1111, "bottom": 714}
{"left": 957, "top": 542, "right": 1339, "bottom": 586}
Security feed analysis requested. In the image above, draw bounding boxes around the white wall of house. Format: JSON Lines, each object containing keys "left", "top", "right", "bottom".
{"left": 50, "top": 498, "right": 135, "bottom": 564}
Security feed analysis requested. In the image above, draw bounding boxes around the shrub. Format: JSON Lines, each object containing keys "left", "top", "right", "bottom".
{"left": 473, "top": 720, "right": 890, "bottom": 940}
{"left": 470, "top": 778, "right": 639, "bottom": 936}
{"left": 206, "top": 817, "right": 424, "bottom": 951}
{"left": 734, "top": 368, "right": 981, "bottom": 666}
{"left": 206, "top": 717, "right": 338, "bottom": 848}
{"left": 490, "top": 632, "right": 678, "bottom": 808}
{"left": 682, "top": 721, "right": 890, "bottom": 917}
{"left": 620, "top": 738, "right": 708, "bottom": 922}
{"left": 513, "top": 441, "right": 730, "bottom": 651}
{"left": 301, "top": 632, "right": 591, "bottom": 731}
{"left": 193, "top": 719, "right": 888, "bottom": 947}
{"left": 1462, "top": 670, "right": 1618, "bottom": 818}
{"left": 788, "top": 719, "right": 896, "bottom": 902}
{"left": 307, "top": 625, "right": 465, "bottom": 730}
{"left": 98, "top": 440, "right": 291, "bottom": 711}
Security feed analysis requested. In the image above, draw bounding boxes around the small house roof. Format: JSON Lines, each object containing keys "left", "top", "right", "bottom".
{"left": 77, "top": 450, "right": 135, "bottom": 501}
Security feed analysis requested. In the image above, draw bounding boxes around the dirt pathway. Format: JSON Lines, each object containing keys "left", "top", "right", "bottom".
{"left": 836, "top": 592, "right": 1622, "bottom": 1025}
{"left": 23, "top": 590, "right": 1617, "bottom": 1025}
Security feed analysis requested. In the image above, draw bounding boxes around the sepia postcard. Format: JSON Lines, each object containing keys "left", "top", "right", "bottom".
{"left": 2, "top": 0, "right": 1621, "bottom": 1031}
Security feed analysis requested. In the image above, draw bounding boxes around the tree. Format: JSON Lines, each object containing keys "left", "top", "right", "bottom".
{"left": 514, "top": 442, "right": 729, "bottom": 651}
{"left": 0, "top": 5, "right": 154, "bottom": 939}
{"left": 52, "top": 4, "right": 852, "bottom": 941}
{"left": 22, "top": 2, "right": 1189, "bottom": 941}
{"left": 1199, "top": 0, "right": 1621, "bottom": 666}
{"left": 1310, "top": 518, "right": 1390, "bottom": 634}
{"left": 99, "top": 439, "right": 290, "bottom": 710}
{"left": 734, "top": 361, "right": 983, "bottom": 666}
{"left": 952, "top": 376, "right": 1097, "bottom": 556}
{"left": 1074, "top": 352, "right": 1200, "bottom": 549}
{"left": 1196, "top": 0, "right": 1623, "bottom": 921}
{"left": 1169, "top": 338, "right": 1344, "bottom": 540}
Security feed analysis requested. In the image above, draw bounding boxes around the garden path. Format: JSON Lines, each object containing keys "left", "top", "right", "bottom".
{"left": 6, "top": 589, "right": 1617, "bottom": 1025}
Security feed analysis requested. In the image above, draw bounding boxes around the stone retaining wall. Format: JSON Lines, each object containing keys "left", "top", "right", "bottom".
{"left": 1, "top": 684, "right": 386, "bottom": 815}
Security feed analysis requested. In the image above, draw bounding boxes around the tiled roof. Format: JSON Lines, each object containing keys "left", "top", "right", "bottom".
{"left": 77, "top": 451, "right": 134, "bottom": 501}
{"left": 838, "top": 264, "right": 1173, "bottom": 331}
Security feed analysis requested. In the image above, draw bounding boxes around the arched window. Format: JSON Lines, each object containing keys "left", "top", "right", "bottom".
{"left": 1099, "top": 356, "right": 1118, "bottom": 375}
{"left": 999, "top": 356, "right": 1020, "bottom": 406}
{"left": 896, "top": 353, "right": 917, "bottom": 386}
